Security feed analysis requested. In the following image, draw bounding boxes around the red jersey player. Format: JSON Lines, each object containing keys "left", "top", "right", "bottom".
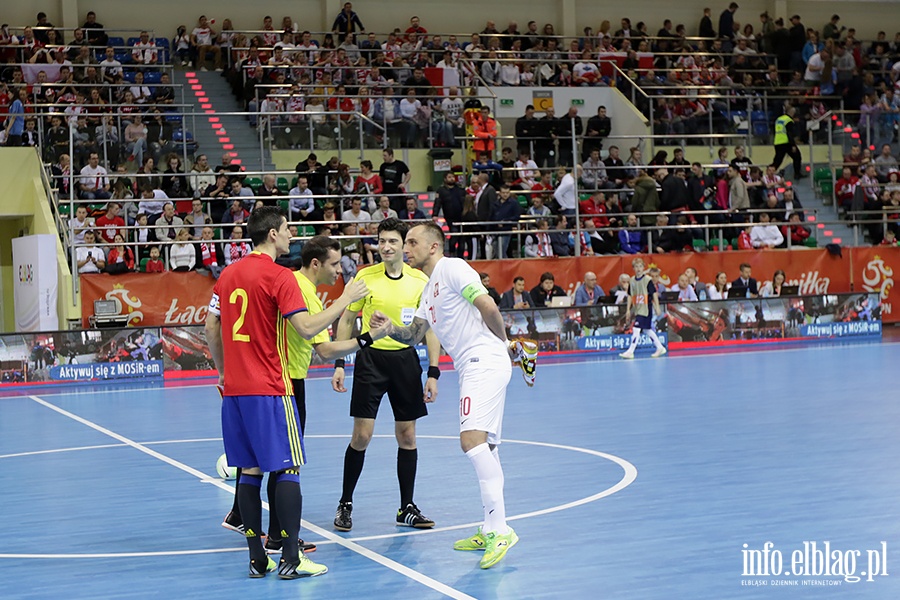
{"left": 205, "top": 206, "right": 382, "bottom": 580}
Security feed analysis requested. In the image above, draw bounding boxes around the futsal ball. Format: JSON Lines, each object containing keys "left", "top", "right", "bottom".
{"left": 216, "top": 453, "right": 237, "bottom": 480}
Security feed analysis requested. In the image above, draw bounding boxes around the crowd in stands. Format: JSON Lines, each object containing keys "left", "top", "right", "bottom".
{"left": 3, "top": 5, "right": 900, "bottom": 279}
{"left": 483, "top": 261, "right": 793, "bottom": 313}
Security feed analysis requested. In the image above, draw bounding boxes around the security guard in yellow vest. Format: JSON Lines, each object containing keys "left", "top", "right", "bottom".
{"left": 770, "top": 105, "right": 805, "bottom": 178}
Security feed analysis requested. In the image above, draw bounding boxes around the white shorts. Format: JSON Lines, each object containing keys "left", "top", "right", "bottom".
{"left": 457, "top": 361, "right": 512, "bottom": 446}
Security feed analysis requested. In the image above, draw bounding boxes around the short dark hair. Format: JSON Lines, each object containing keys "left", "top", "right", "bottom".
{"left": 247, "top": 205, "right": 286, "bottom": 246}
{"left": 513, "top": 276, "right": 525, "bottom": 284}
{"left": 377, "top": 217, "right": 409, "bottom": 240}
{"left": 383, "top": 146, "right": 395, "bottom": 157}
{"left": 416, "top": 221, "right": 445, "bottom": 244}
{"left": 360, "top": 159, "right": 373, "bottom": 170}
{"left": 300, "top": 235, "right": 341, "bottom": 267}
{"left": 540, "top": 271, "right": 554, "bottom": 283}
{"left": 739, "top": 262, "right": 751, "bottom": 270}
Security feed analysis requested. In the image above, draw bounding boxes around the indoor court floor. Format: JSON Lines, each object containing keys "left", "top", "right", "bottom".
{"left": 1, "top": 341, "right": 898, "bottom": 599}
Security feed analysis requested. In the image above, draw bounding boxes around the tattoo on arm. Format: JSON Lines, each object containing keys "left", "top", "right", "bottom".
{"left": 391, "top": 316, "right": 429, "bottom": 345}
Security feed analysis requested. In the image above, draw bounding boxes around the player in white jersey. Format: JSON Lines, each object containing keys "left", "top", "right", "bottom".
{"left": 370, "top": 221, "right": 535, "bottom": 569}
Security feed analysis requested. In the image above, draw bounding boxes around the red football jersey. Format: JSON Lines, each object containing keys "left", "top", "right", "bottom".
{"left": 209, "top": 252, "right": 307, "bottom": 396}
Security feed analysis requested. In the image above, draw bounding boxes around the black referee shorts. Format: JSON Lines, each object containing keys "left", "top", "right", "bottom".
{"left": 350, "top": 346, "right": 427, "bottom": 422}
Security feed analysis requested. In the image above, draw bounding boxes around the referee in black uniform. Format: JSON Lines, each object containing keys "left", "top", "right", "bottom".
{"left": 331, "top": 218, "right": 441, "bottom": 531}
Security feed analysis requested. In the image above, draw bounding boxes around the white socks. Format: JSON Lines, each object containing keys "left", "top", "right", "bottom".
{"left": 626, "top": 327, "right": 642, "bottom": 353}
{"left": 645, "top": 328, "right": 664, "bottom": 350}
{"left": 466, "top": 443, "right": 509, "bottom": 535}
{"left": 627, "top": 326, "right": 664, "bottom": 353}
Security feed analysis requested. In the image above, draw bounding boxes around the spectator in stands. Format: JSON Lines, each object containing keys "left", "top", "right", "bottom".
{"left": 3, "top": 87, "right": 25, "bottom": 146}
{"left": 95, "top": 202, "right": 125, "bottom": 244}
{"left": 342, "top": 197, "right": 372, "bottom": 224}
{"left": 230, "top": 178, "right": 255, "bottom": 209}
{"left": 184, "top": 199, "right": 212, "bottom": 240}
{"left": 224, "top": 225, "right": 251, "bottom": 265}
{"left": 103, "top": 233, "right": 134, "bottom": 274}
{"left": 554, "top": 165, "right": 581, "bottom": 217}
{"left": 379, "top": 147, "right": 410, "bottom": 213}
{"left": 197, "top": 226, "right": 224, "bottom": 276}
{"left": 479, "top": 273, "right": 501, "bottom": 305}
{"left": 154, "top": 202, "right": 184, "bottom": 242}
{"left": 370, "top": 195, "right": 398, "bottom": 222}
{"left": 732, "top": 263, "right": 759, "bottom": 297}
{"left": 169, "top": 228, "right": 196, "bottom": 271}
{"left": 76, "top": 230, "right": 106, "bottom": 274}
{"left": 332, "top": 2, "right": 365, "bottom": 43}
{"left": 549, "top": 215, "right": 572, "bottom": 257}
{"left": 162, "top": 153, "right": 191, "bottom": 200}
{"left": 618, "top": 213, "right": 643, "bottom": 254}
{"left": 835, "top": 166, "right": 858, "bottom": 209}
{"left": 221, "top": 198, "right": 249, "bottom": 227}
{"left": 401, "top": 197, "right": 426, "bottom": 221}
{"left": 874, "top": 144, "right": 898, "bottom": 181}
{"left": 728, "top": 165, "right": 750, "bottom": 214}
{"left": 189, "top": 154, "right": 215, "bottom": 192}
{"left": 69, "top": 205, "right": 95, "bottom": 245}
{"left": 473, "top": 105, "right": 498, "bottom": 160}
{"left": 144, "top": 245, "right": 164, "bottom": 272}
{"left": 782, "top": 211, "right": 811, "bottom": 246}
{"left": 531, "top": 272, "right": 566, "bottom": 307}
{"left": 655, "top": 215, "right": 694, "bottom": 253}
{"left": 670, "top": 274, "right": 698, "bottom": 301}
{"left": 288, "top": 175, "right": 315, "bottom": 222}
{"left": 123, "top": 115, "right": 148, "bottom": 168}
{"left": 79, "top": 152, "right": 111, "bottom": 199}
{"left": 132, "top": 31, "right": 158, "bottom": 67}
{"left": 581, "top": 148, "right": 608, "bottom": 191}
{"left": 523, "top": 218, "right": 554, "bottom": 257}
{"left": 574, "top": 272, "right": 605, "bottom": 305}
{"left": 492, "top": 185, "right": 521, "bottom": 259}
{"left": 192, "top": 16, "right": 222, "bottom": 71}
{"left": 499, "top": 276, "right": 535, "bottom": 309}
{"left": 760, "top": 270, "right": 788, "bottom": 297}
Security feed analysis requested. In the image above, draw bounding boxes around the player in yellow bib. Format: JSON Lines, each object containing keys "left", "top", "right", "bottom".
{"left": 331, "top": 218, "right": 442, "bottom": 531}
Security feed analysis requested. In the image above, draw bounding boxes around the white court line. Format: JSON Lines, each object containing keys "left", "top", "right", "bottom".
{"left": 0, "top": 548, "right": 247, "bottom": 559}
{"left": 27, "top": 396, "right": 475, "bottom": 600}
{"left": 0, "top": 433, "right": 636, "bottom": 550}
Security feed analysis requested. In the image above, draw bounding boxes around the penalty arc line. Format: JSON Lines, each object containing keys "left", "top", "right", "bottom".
{"left": 27, "top": 395, "right": 476, "bottom": 600}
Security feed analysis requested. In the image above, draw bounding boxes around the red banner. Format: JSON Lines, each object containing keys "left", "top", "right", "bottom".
{"left": 473, "top": 249, "right": 850, "bottom": 300}
{"left": 80, "top": 249, "right": 897, "bottom": 327}
{"left": 80, "top": 271, "right": 349, "bottom": 328}
{"left": 850, "top": 247, "right": 900, "bottom": 323}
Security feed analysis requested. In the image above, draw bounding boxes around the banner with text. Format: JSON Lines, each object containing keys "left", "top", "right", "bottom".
{"left": 80, "top": 271, "right": 348, "bottom": 328}
{"left": 13, "top": 234, "right": 59, "bottom": 332}
{"left": 662, "top": 293, "right": 882, "bottom": 346}
{"left": 0, "top": 327, "right": 163, "bottom": 384}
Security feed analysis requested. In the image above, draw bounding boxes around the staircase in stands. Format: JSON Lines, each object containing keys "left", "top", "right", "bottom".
{"left": 170, "top": 70, "right": 274, "bottom": 174}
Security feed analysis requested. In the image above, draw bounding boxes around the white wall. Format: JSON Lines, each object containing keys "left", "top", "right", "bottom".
{"left": 3, "top": 0, "right": 898, "bottom": 41}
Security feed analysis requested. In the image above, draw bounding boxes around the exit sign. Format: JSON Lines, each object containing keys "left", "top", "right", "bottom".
{"left": 571, "top": 99, "right": 585, "bottom": 106}
{"left": 500, "top": 99, "right": 514, "bottom": 106}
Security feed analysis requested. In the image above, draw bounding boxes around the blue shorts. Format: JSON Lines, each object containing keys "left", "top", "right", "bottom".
{"left": 221, "top": 395, "right": 305, "bottom": 472}
{"left": 633, "top": 315, "right": 652, "bottom": 330}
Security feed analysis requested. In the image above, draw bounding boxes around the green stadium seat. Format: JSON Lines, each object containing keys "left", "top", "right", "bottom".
{"left": 813, "top": 167, "right": 832, "bottom": 184}
{"left": 244, "top": 177, "right": 262, "bottom": 191}
{"left": 277, "top": 177, "right": 290, "bottom": 193}
{"left": 517, "top": 195, "right": 529, "bottom": 209}
{"left": 803, "top": 237, "right": 818, "bottom": 248}
{"left": 139, "top": 258, "right": 150, "bottom": 272}
{"left": 278, "top": 200, "right": 290, "bottom": 213}
{"left": 692, "top": 238, "right": 707, "bottom": 251}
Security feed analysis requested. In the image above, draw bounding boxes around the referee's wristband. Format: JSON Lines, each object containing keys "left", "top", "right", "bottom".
{"left": 334, "top": 359, "right": 345, "bottom": 369}
{"left": 427, "top": 366, "right": 441, "bottom": 380}
{"left": 356, "top": 332, "right": 374, "bottom": 349}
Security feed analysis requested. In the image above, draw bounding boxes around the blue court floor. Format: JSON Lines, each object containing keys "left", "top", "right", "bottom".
{"left": 1, "top": 342, "right": 899, "bottom": 599}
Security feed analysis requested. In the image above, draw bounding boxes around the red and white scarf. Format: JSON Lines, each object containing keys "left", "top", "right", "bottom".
{"left": 201, "top": 242, "right": 218, "bottom": 267}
